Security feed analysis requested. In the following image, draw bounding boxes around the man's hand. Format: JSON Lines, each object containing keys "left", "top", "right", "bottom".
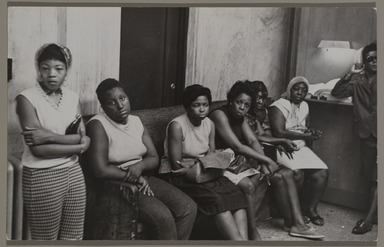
{"left": 350, "top": 63, "right": 364, "bottom": 74}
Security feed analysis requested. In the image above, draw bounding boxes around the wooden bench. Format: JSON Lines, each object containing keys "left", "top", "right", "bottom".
{"left": 81, "top": 100, "right": 274, "bottom": 240}
{"left": 8, "top": 100, "right": 272, "bottom": 240}
{"left": 81, "top": 101, "right": 228, "bottom": 240}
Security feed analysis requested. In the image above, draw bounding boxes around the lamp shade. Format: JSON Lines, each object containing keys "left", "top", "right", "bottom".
{"left": 318, "top": 40, "right": 351, "bottom": 49}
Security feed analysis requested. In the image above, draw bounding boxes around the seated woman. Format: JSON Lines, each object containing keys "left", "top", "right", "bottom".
{"left": 268, "top": 76, "right": 329, "bottom": 227}
{"left": 209, "top": 81, "right": 324, "bottom": 239}
{"left": 86, "top": 78, "right": 197, "bottom": 240}
{"left": 245, "top": 80, "right": 302, "bottom": 182}
{"left": 159, "top": 84, "right": 249, "bottom": 240}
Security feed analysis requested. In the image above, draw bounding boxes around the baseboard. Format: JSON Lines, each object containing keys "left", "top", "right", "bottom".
{"left": 322, "top": 187, "right": 369, "bottom": 211}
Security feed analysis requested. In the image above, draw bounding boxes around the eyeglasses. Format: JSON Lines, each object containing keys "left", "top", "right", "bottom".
{"left": 365, "top": 56, "right": 377, "bottom": 63}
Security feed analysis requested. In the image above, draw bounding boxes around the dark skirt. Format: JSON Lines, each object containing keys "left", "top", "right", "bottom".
{"left": 168, "top": 175, "right": 247, "bottom": 216}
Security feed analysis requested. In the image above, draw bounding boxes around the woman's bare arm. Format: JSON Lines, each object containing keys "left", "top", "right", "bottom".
{"left": 125, "top": 125, "right": 159, "bottom": 181}
{"left": 209, "top": 110, "right": 274, "bottom": 166}
{"left": 269, "top": 106, "right": 316, "bottom": 142}
{"left": 16, "top": 95, "right": 88, "bottom": 158}
{"left": 85, "top": 120, "right": 127, "bottom": 180}
{"left": 208, "top": 120, "right": 216, "bottom": 153}
{"left": 167, "top": 121, "right": 189, "bottom": 173}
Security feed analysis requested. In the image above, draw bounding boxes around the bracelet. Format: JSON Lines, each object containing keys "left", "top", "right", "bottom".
{"left": 344, "top": 73, "right": 352, "bottom": 79}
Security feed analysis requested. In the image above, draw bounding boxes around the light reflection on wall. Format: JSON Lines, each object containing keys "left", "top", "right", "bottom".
{"left": 310, "top": 47, "right": 356, "bottom": 84}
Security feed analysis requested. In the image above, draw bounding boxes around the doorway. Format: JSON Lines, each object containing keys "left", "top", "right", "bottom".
{"left": 119, "top": 7, "right": 189, "bottom": 110}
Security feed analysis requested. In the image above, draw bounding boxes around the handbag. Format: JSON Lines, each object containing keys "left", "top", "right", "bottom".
{"left": 262, "top": 142, "right": 278, "bottom": 162}
{"left": 65, "top": 115, "right": 82, "bottom": 135}
{"left": 186, "top": 151, "right": 233, "bottom": 183}
{"left": 227, "top": 155, "right": 252, "bottom": 174}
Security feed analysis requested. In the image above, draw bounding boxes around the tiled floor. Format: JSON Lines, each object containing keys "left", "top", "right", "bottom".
{"left": 257, "top": 201, "right": 378, "bottom": 242}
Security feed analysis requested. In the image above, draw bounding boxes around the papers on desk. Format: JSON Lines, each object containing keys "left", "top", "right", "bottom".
{"left": 306, "top": 78, "right": 352, "bottom": 103}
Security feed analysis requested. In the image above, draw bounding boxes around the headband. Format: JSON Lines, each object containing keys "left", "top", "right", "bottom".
{"left": 35, "top": 43, "right": 72, "bottom": 71}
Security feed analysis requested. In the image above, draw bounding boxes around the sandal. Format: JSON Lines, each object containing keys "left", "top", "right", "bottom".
{"left": 352, "top": 220, "right": 373, "bottom": 235}
{"left": 303, "top": 216, "right": 311, "bottom": 224}
{"left": 308, "top": 215, "right": 324, "bottom": 226}
{"left": 289, "top": 227, "right": 324, "bottom": 240}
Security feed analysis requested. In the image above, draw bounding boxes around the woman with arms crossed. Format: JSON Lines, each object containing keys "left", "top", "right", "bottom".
{"left": 16, "top": 43, "right": 90, "bottom": 240}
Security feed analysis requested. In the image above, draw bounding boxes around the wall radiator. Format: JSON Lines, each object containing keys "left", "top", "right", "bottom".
{"left": 7, "top": 153, "right": 30, "bottom": 240}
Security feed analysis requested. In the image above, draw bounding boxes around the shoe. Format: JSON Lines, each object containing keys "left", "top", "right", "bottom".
{"left": 283, "top": 225, "right": 290, "bottom": 232}
{"left": 303, "top": 215, "right": 311, "bottom": 224}
{"left": 358, "top": 218, "right": 378, "bottom": 225}
{"left": 308, "top": 215, "right": 324, "bottom": 226}
{"left": 356, "top": 219, "right": 364, "bottom": 225}
{"left": 289, "top": 227, "right": 324, "bottom": 240}
{"left": 352, "top": 220, "right": 373, "bottom": 235}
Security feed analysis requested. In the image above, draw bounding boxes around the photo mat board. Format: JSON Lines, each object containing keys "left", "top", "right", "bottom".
{"left": 3, "top": 0, "right": 382, "bottom": 246}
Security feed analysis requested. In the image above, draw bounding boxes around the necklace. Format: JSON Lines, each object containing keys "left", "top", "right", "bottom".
{"left": 36, "top": 82, "right": 63, "bottom": 110}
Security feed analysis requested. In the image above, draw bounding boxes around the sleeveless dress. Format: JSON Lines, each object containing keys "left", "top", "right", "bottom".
{"left": 269, "top": 98, "right": 328, "bottom": 170}
{"left": 209, "top": 105, "right": 260, "bottom": 185}
{"left": 160, "top": 113, "right": 247, "bottom": 216}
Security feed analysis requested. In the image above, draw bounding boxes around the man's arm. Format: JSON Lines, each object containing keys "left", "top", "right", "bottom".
{"left": 331, "top": 64, "right": 360, "bottom": 98}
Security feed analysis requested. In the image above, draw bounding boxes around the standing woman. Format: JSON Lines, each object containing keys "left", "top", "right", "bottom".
{"left": 268, "top": 76, "right": 329, "bottom": 226}
{"left": 16, "top": 43, "right": 90, "bottom": 240}
{"left": 160, "top": 84, "right": 249, "bottom": 240}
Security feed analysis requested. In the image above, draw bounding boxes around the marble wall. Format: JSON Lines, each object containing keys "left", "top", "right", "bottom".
{"left": 7, "top": 7, "right": 121, "bottom": 153}
{"left": 8, "top": 7, "right": 295, "bottom": 153}
{"left": 185, "top": 7, "right": 292, "bottom": 101}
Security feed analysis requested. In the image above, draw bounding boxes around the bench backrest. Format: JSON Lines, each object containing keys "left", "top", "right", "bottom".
{"left": 84, "top": 101, "right": 226, "bottom": 157}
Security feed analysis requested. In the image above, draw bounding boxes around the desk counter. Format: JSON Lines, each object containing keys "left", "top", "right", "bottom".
{"left": 306, "top": 99, "right": 370, "bottom": 211}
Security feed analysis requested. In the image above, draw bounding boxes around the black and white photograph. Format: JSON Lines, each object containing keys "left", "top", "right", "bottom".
{"left": 6, "top": 3, "right": 378, "bottom": 243}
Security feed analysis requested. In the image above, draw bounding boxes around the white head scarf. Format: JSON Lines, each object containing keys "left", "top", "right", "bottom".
{"left": 284, "top": 76, "right": 310, "bottom": 100}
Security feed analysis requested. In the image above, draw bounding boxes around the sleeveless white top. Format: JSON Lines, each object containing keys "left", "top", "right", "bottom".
{"left": 88, "top": 112, "right": 147, "bottom": 169}
{"left": 159, "top": 113, "right": 212, "bottom": 173}
{"left": 270, "top": 98, "right": 309, "bottom": 148}
{"left": 18, "top": 84, "right": 79, "bottom": 169}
